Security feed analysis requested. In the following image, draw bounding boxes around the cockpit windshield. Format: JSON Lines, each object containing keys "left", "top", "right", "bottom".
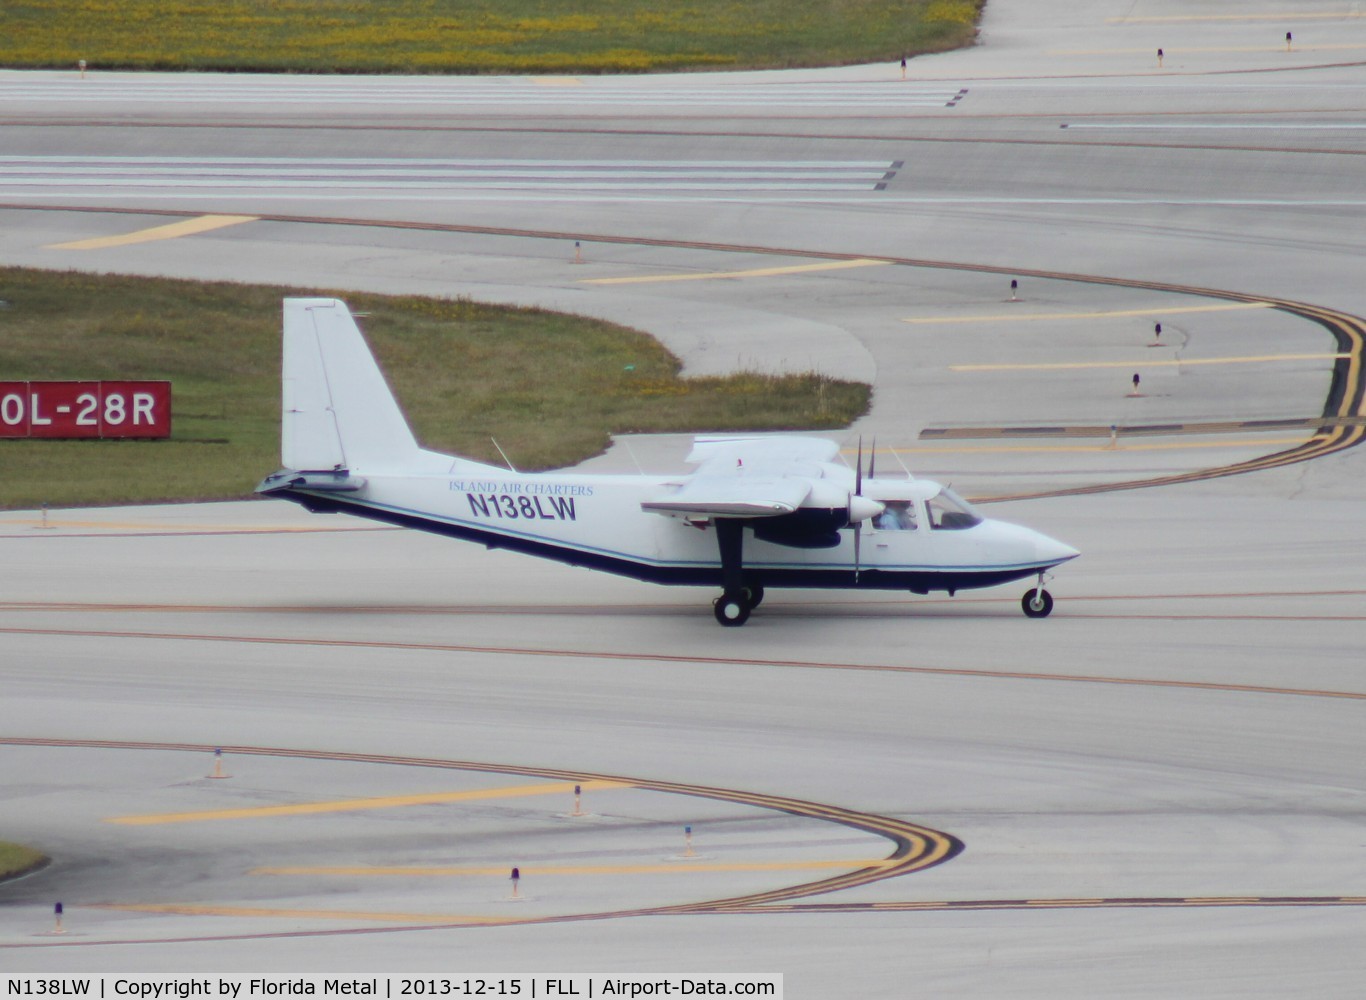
{"left": 926, "top": 487, "right": 982, "bottom": 530}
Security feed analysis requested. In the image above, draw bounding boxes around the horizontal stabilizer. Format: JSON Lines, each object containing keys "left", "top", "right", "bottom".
{"left": 258, "top": 470, "right": 366, "bottom": 494}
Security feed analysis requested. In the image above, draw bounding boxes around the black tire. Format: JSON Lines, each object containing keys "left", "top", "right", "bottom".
{"left": 714, "top": 595, "right": 751, "bottom": 627}
{"left": 1021, "top": 588, "right": 1054, "bottom": 618}
{"left": 743, "top": 582, "right": 765, "bottom": 609}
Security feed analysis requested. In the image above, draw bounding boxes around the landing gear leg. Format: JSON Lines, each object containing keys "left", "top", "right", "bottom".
{"left": 712, "top": 519, "right": 752, "bottom": 627}
{"left": 1022, "top": 573, "right": 1054, "bottom": 618}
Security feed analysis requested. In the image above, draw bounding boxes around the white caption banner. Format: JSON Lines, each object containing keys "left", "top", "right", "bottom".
{"left": 4, "top": 976, "right": 783, "bottom": 1000}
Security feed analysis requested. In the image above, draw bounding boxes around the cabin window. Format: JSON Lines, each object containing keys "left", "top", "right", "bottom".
{"left": 927, "top": 488, "right": 982, "bottom": 530}
{"left": 875, "top": 500, "right": 917, "bottom": 531}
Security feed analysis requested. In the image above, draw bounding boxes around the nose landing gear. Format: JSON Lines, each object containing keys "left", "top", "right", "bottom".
{"left": 1022, "top": 573, "right": 1054, "bottom": 618}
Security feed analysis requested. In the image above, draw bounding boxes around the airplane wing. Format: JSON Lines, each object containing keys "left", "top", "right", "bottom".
{"left": 684, "top": 435, "right": 841, "bottom": 469}
{"left": 641, "top": 474, "right": 812, "bottom": 518}
{"left": 641, "top": 436, "right": 846, "bottom": 519}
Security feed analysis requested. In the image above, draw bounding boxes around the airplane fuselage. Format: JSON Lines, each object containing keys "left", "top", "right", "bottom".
{"left": 268, "top": 464, "right": 1072, "bottom": 596}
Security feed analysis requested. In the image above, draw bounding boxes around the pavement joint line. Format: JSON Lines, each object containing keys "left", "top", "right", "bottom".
{"left": 4, "top": 633, "right": 1364, "bottom": 701}
{"left": 903, "top": 302, "right": 1273, "bottom": 324}
{"left": 107, "top": 779, "right": 629, "bottom": 825}
{"left": 951, "top": 353, "right": 1346, "bottom": 372}
{"left": 580, "top": 258, "right": 888, "bottom": 285}
{"left": 0, "top": 520, "right": 383, "bottom": 532}
{"left": 89, "top": 903, "right": 517, "bottom": 924}
{"left": 253, "top": 860, "right": 893, "bottom": 877}
{"left": 45, "top": 213, "right": 257, "bottom": 250}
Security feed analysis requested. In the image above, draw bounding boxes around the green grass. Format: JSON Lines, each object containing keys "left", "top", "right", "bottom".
{"left": 0, "top": 267, "right": 870, "bottom": 509}
{"left": 0, "top": 842, "right": 48, "bottom": 881}
{"left": 3, "top": 1, "right": 982, "bottom": 74}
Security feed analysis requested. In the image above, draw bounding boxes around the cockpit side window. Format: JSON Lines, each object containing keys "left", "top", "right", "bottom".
{"left": 927, "top": 488, "right": 982, "bottom": 530}
{"left": 875, "top": 500, "right": 917, "bottom": 531}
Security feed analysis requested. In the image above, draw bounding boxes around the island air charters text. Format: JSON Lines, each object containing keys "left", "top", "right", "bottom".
{"left": 6, "top": 978, "right": 780, "bottom": 1000}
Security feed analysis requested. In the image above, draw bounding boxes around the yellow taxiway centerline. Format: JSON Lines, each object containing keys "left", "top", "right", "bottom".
{"left": 1052, "top": 43, "right": 1366, "bottom": 55}
{"left": 903, "top": 434, "right": 1323, "bottom": 455}
{"left": 903, "top": 302, "right": 1272, "bottom": 325}
{"left": 1109, "top": 12, "right": 1366, "bottom": 23}
{"left": 951, "top": 353, "right": 1347, "bottom": 372}
{"left": 47, "top": 214, "right": 258, "bottom": 250}
{"left": 254, "top": 859, "right": 894, "bottom": 877}
{"left": 581, "top": 258, "right": 889, "bottom": 286}
{"left": 108, "top": 779, "right": 628, "bottom": 825}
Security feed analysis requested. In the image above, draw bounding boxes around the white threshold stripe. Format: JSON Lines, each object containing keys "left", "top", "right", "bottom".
{"left": 0, "top": 180, "right": 884, "bottom": 192}
{"left": 1063, "top": 122, "right": 1366, "bottom": 130}
{"left": 3, "top": 190, "right": 1363, "bottom": 207}
{"left": 7, "top": 193, "right": 1366, "bottom": 206}
{"left": 0, "top": 170, "right": 892, "bottom": 182}
{"left": 0, "top": 157, "right": 897, "bottom": 169}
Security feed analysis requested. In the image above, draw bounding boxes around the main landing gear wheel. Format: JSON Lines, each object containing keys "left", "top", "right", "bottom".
{"left": 743, "top": 582, "right": 765, "bottom": 609}
{"left": 1021, "top": 588, "right": 1054, "bottom": 618}
{"left": 714, "top": 594, "right": 751, "bottom": 627}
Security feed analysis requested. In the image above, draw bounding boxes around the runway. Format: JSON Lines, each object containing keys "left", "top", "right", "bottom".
{"left": 3, "top": 0, "right": 1366, "bottom": 994}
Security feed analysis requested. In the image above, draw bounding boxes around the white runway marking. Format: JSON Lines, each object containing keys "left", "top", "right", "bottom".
{"left": 0, "top": 79, "right": 968, "bottom": 110}
{"left": 1062, "top": 122, "right": 1366, "bottom": 130}
{"left": 0, "top": 156, "right": 898, "bottom": 197}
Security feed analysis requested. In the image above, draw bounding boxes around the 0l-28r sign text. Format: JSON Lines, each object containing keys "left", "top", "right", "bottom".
{"left": 0, "top": 381, "right": 172, "bottom": 438}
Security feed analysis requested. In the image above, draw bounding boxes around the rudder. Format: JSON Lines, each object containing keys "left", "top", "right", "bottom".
{"left": 281, "top": 298, "right": 421, "bottom": 473}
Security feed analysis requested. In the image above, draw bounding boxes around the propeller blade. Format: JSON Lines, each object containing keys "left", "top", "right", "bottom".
{"left": 855, "top": 435, "right": 864, "bottom": 497}
{"left": 869, "top": 436, "right": 877, "bottom": 480}
{"left": 854, "top": 517, "right": 862, "bottom": 583}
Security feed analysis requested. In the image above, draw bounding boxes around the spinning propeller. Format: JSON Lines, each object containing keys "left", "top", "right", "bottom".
{"left": 846, "top": 437, "right": 884, "bottom": 581}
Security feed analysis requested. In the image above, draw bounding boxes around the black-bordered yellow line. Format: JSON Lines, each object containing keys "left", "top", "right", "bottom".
{"left": 726, "top": 895, "right": 1366, "bottom": 914}
{"left": 0, "top": 738, "right": 962, "bottom": 918}
{"left": 253, "top": 860, "right": 892, "bottom": 877}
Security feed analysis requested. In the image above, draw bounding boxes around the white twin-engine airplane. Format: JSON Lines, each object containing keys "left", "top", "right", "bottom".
{"left": 258, "top": 298, "right": 1079, "bottom": 626}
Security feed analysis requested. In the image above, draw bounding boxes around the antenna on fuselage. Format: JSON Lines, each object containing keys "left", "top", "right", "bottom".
{"left": 491, "top": 437, "right": 519, "bottom": 473}
{"left": 888, "top": 445, "right": 914, "bottom": 479}
{"left": 620, "top": 437, "right": 646, "bottom": 475}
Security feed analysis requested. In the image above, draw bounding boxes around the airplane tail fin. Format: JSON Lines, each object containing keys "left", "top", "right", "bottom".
{"left": 281, "top": 298, "right": 422, "bottom": 473}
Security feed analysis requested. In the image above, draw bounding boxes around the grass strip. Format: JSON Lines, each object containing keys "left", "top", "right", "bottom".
{"left": 0, "top": 267, "right": 870, "bottom": 509}
{"left": 3, "top": 1, "right": 982, "bottom": 74}
{"left": 0, "top": 841, "right": 48, "bottom": 882}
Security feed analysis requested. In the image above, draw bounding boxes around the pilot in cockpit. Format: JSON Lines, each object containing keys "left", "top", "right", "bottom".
{"left": 875, "top": 500, "right": 917, "bottom": 531}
